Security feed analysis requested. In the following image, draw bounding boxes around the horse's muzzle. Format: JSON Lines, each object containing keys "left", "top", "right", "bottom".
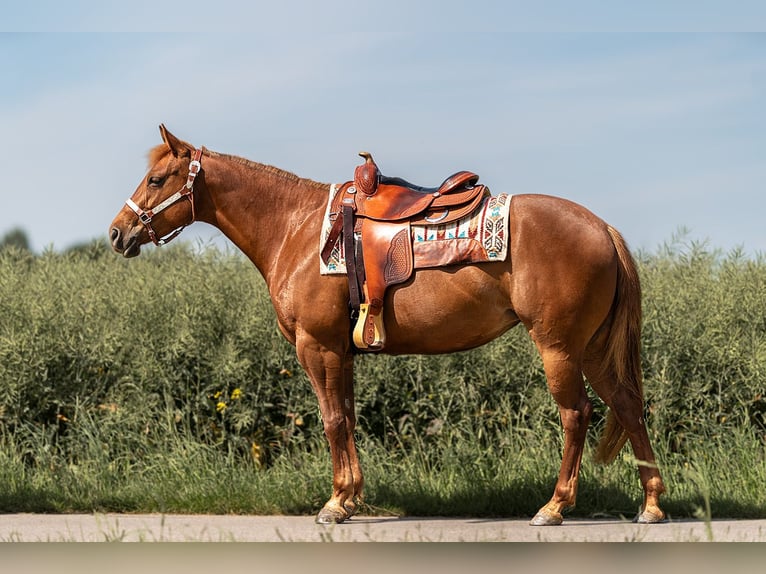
{"left": 110, "top": 226, "right": 141, "bottom": 258}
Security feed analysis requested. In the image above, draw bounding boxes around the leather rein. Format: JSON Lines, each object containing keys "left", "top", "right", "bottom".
{"left": 125, "top": 148, "right": 203, "bottom": 246}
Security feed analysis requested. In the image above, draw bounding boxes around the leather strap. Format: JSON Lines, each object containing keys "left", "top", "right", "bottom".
{"left": 342, "top": 205, "right": 362, "bottom": 310}
{"left": 320, "top": 213, "right": 344, "bottom": 265}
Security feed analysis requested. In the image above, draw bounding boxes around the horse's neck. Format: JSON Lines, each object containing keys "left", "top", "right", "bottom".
{"left": 198, "top": 153, "right": 327, "bottom": 284}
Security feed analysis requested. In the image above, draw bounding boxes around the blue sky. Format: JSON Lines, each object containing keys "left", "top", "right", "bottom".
{"left": 2, "top": 3, "right": 765, "bottom": 255}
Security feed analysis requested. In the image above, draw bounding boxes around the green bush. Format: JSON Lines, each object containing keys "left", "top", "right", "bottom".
{"left": 0, "top": 237, "right": 763, "bottom": 517}
{"left": 639, "top": 241, "right": 766, "bottom": 448}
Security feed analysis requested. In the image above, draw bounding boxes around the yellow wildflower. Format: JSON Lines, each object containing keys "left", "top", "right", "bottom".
{"left": 230, "top": 388, "right": 243, "bottom": 400}
{"left": 251, "top": 442, "right": 262, "bottom": 467}
{"left": 216, "top": 401, "right": 227, "bottom": 413}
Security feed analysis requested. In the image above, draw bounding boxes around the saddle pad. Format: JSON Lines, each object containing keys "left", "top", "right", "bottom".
{"left": 319, "top": 185, "right": 512, "bottom": 275}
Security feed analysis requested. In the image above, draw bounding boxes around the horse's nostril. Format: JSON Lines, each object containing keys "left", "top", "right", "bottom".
{"left": 110, "top": 227, "right": 120, "bottom": 243}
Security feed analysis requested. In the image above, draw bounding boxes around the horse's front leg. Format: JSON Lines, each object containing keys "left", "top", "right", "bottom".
{"left": 341, "top": 351, "right": 364, "bottom": 516}
{"left": 296, "top": 335, "right": 359, "bottom": 524}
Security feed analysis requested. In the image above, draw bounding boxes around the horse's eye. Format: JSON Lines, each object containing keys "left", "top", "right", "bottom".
{"left": 148, "top": 176, "right": 163, "bottom": 188}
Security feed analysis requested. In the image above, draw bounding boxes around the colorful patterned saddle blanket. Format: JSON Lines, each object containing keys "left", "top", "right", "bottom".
{"left": 320, "top": 189, "right": 511, "bottom": 275}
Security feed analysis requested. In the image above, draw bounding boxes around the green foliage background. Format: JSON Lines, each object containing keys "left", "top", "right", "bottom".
{"left": 0, "top": 238, "right": 764, "bottom": 518}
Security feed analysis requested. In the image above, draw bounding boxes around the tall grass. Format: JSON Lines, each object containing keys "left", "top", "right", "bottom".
{"left": 0, "top": 238, "right": 763, "bottom": 518}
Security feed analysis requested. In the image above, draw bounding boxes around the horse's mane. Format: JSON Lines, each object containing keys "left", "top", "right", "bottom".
{"left": 147, "top": 144, "right": 326, "bottom": 189}
{"left": 203, "top": 149, "right": 304, "bottom": 183}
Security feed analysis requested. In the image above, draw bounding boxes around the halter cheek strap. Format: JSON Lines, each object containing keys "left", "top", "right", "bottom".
{"left": 126, "top": 148, "right": 203, "bottom": 246}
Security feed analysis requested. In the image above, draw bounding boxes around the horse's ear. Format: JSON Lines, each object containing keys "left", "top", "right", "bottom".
{"left": 159, "top": 124, "right": 189, "bottom": 158}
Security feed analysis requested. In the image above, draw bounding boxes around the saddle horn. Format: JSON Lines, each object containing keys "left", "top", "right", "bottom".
{"left": 354, "top": 152, "right": 379, "bottom": 196}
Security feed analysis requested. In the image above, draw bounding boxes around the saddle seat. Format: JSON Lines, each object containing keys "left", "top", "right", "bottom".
{"left": 350, "top": 152, "right": 484, "bottom": 223}
{"left": 321, "top": 152, "right": 491, "bottom": 351}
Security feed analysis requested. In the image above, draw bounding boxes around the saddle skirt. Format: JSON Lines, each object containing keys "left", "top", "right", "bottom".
{"left": 319, "top": 184, "right": 512, "bottom": 276}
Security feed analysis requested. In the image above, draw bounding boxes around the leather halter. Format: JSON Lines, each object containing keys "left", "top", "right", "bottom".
{"left": 126, "top": 148, "right": 203, "bottom": 246}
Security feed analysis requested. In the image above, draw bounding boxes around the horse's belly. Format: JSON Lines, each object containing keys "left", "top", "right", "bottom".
{"left": 380, "top": 265, "right": 518, "bottom": 355}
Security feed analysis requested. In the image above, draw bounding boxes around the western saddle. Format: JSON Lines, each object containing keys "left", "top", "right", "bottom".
{"left": 321, "top": 152, "right": 488, "bottom": 351}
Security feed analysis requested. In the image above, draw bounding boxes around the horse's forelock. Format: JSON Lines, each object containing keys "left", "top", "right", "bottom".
{"left": 147, "top": 144, "right": 169, "bottom": 169}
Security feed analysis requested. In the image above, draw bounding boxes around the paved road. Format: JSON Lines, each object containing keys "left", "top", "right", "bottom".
{"left": 0, "top": 513, "right": 764, "bottom": 542}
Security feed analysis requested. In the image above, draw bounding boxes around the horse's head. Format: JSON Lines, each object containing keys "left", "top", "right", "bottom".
{"left": 110, "top": 125, "right": 202, "bottom": 257}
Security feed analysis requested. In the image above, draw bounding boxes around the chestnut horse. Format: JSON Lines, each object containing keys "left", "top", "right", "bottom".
{"left": 110, "top": 125, "right": 666, "bottom": 525}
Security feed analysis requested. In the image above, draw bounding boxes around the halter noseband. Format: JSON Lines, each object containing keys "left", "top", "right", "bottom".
{"left": 126, "top": 148, "right": 203, "bottom": 246}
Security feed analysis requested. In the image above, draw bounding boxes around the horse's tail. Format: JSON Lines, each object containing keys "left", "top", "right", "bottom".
{"left": 594, "top": 225, "right": 644, "bottom": 464}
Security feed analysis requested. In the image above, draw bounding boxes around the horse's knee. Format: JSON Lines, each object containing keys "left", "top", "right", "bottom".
{"left": 322, "top": 412, "right": 347, "bottom": 440}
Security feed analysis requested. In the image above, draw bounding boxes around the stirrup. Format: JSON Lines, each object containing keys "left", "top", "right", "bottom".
{"left": 352, "top": 303, "right": 386, "bottom": 350}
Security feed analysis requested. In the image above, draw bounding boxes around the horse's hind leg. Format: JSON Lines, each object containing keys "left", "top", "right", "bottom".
{"left": 530, "top": 346, "right": 594, "bottom": 526}
{"left": 584, "top": 359, "right": 666, "bottom": 523}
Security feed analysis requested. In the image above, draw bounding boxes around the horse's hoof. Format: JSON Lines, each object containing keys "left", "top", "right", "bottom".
{"left": 633, "top": 509, "right": 666, "bottom": 524}
{"left": 315, "top": 507, "right": 347, "bottom": 525}
{"left": 530, "top": 510, "right": 564, "bottom": 526}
